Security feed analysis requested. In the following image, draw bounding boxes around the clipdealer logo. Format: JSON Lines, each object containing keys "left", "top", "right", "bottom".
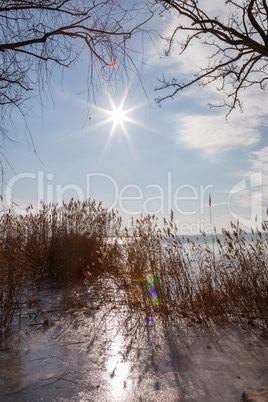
{"left": 227, "top": 171, "right": 263, "bottom": 229}
{"left": 4, "top": 171, "right": 213, "bottom": 218}
{"left": 5, "top": 171, "right": 264, "bottom": 231}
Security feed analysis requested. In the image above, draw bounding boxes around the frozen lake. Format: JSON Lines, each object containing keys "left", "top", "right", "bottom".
{"left": 0, "top": 283, "right": 267, "bottom": 401}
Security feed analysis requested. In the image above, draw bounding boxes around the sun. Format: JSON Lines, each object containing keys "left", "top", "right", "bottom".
{"left": 92, "top": 89, "right": 148, "bottom": 165}
{"left": 108, "top": 106, "right": 127, "bottom": 128}
{"left": 95, "top": 91, "right": 143, "bottom": 137}
{"left": 94, "top": 89, "right": 147, "bottom": 135}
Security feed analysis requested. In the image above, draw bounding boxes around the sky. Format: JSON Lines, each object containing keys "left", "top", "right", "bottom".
{"left": 2, "top": 2, "right": 268, "bottom": 235}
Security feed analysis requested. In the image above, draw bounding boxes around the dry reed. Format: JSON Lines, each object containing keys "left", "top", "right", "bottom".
{"left": 0, "top": 200, "right": 267, "bottom": 335}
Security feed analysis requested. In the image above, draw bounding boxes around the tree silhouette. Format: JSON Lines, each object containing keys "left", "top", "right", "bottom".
{"left": 155, "top": 0, "right": 268, "bottom": 115}
{"left": 0, "top": 0, "right": 152, "bottom": 149}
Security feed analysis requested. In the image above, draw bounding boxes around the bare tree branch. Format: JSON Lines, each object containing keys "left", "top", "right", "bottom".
{"left": 0, "top": 0, "right": 153, "bottom": 158}
{"left": 155, "top": 0, "right": 268, "bottom": 114}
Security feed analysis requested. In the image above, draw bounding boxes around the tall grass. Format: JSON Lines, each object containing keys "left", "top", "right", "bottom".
{"left": 0, "top": 199, "right": 267, "bottom": 334}
{"left": 0, "top": 199, "right": 121, "bottom": 332}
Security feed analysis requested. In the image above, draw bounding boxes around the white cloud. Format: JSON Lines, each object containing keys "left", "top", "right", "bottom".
{"left": 250, "top": 146, "right": 268, "bottom": 175}
{"left": 178, "top": 112, "right": 260, "bottom": 154}
{"left": 148, "top": 0, "right": 241, "bottom": 76}
{"left": 148, "top": 12, "right": 214, "bottom": 76}
{"left": 146, "top": 4, "right": 268, "bottom": 156}
{"left": 174, "top": 82, "right": 268, "bottom": 154}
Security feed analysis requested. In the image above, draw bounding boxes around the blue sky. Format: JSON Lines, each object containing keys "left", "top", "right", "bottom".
{"left": 2, "top": 3, "right": 268, "bottom": 235}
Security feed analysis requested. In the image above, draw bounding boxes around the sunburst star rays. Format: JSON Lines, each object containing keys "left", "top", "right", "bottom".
{"left": 91, "top": 90, "right": 149, "bottom": 167}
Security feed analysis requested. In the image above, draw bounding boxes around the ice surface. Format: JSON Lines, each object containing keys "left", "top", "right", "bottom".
{"left": 0, "top": 284, "right": 267, "bottom": 402}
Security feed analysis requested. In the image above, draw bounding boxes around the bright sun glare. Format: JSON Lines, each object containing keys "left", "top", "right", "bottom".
{"left": 92, "top": 90, "right": 148, "bottom": 166}
{"left": 109, "top": 107, "right": 126, "bottom": 127}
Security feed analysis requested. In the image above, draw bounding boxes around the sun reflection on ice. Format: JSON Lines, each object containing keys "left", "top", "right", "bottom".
{"left": 106, "top": 335, "right": 131, "bottom": 399}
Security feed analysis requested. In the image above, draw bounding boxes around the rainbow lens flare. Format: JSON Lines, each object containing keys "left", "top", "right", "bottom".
{"left": 147, "top": 276, "right": 160, "bottom": 307}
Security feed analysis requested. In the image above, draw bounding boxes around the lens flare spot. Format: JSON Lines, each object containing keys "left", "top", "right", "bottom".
{"left": 151, "top": 289, "right": 157, "bottom": 298}
{"left": 147, "top": 276, "right": 160, "bottom": 306}
{"left": 151, "top": 295, "right": 160, "bottom": 306}
{"left": 146, "top": 315, "right": 155, "bottom": 326}
{"left": 110, "top": 60, "right": 117, "bottom": 68}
